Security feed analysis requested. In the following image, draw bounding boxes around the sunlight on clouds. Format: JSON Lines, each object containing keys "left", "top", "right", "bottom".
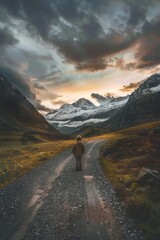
{"left": 1, "top": 0, "right": 160, "bottom": 109}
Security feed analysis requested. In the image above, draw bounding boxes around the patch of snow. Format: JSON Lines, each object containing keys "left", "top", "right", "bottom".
{"left": 46, "top": 105, "right": 86, "bottom": 121}
{"left": 72, "top": 98, "right": 95, "bottom": 110}
{"left": 150, "top": 84, "right": 160, "bottom": 93}
{"left": 130, "top": 74, "right": 160, "bottom": 100}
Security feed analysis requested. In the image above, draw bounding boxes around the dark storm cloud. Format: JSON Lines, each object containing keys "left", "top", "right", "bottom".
{"left": 0, "top": 51, "right": 36, "bottom": 102}
{"left": 0, "top": 0, "right": 160, "bottom": 71}
{"left": 0, "top": 0, "right": 21, "bottom": 18}
{"left": 76, "top": 59, "right": 107, "bottom": 71}
{"left": 0, "top": 21, "right": 35, "bottom": 102}
{"left": 136, "top": 17, "right": 160, "bottom": 69}
{"left": 54, "top": 32, "right": 139, "bottom": 71}
{"left": 114, "top": 58, "right": 136, "bottom": 71}
{"left": 92, "top": 92, "right": 119, "bottom": 104}
{"left": 0, "top": 62, "right": 54, "bottom": 113}
{"left": 53, "top": 0, "right": 85, "bottom": 21}
{"left": 22, "top": 0, "right": 58, "bottom": 39}
{"left": 0, "top": 0, "right": 136, "bottom": 71}
{"left": 125, "top": 0, "right": 149, "bottom": 26}
{"left": 21, "top": 50, "right": 53, "bottom": 62}
{"left": 35, "top": 100, "right": 52, "bottom": 112}
{"left": 91, "top": 93, "right": 108, "bottom": 104}
{"left": 0, "top": 63, "right": 36, "bottom": 101}
{"left": 0, "top": 26, "right": 18, "bottom": 47}
{"left": 33, "top": 82, "right": 45, "bottom": 90}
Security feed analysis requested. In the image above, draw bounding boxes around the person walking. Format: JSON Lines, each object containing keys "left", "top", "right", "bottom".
{"left": 72, "top": 135, "right": 85, "bottom": 171}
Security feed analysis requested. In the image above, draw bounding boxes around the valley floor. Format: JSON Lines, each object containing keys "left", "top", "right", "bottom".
{"left": 0, "top": 140, "right": 143, "bottom": 240}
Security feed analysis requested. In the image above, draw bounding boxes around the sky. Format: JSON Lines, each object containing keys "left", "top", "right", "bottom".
{"left": 0, "top": 0, "right": 160, "bottom": 112}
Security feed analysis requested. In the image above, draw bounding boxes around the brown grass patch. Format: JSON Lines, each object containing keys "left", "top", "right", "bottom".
{"left": 0, "top": 131, "right": 74, "bottom": 189}
{"left": 99, "top": 121, "right": 160, "bottom": 240}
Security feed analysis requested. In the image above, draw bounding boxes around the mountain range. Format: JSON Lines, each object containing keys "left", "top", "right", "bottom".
{"left": 1, "top": 71, "right": 160, "bottom": 138}
{"left": 46, "top": 73, "right": 160, "bottom": 136}
{"left": 46, "top": 95, "right": 129, "bottom": 134}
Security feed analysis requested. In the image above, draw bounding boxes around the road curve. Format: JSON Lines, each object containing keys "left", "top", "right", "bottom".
{"left": 0, "top": 140, "right": 144, "bottom": 240}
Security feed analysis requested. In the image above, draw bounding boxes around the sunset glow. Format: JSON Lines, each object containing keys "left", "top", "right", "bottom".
{"left": 0, "top": 0, "right": 160, "bottom": 110}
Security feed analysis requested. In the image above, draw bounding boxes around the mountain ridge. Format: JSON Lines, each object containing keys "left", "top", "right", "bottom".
{"left": 46, "top": 95, "right": 129, "bottom": 134}
{"left": 45, "top": 73, "right": 160, "bottom": 135}
{"left": 0, "top": 72, "right": 62, "bottom": 138}
{"left": 97, "top": 73, "right": 160, "bottom": 131}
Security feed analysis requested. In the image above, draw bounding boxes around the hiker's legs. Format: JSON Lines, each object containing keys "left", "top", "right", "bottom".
{"left": 76, "top": 158, "right": 82, "bottom": 171}
{"left": 80, "top": 159, "right": 82, "bottom": 170}
{"left": 78, "top": 160, "right": 81, "bottom": 171}
{"left": 76, "top": 159, "right": 79, "bottom": 171}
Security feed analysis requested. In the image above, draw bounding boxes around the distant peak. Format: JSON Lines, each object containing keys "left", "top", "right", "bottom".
{"left": 72, "top": 98, "right": 95, "bottom": 110}
{"left": 75, "top": 98, "right": 91, "bottom": 102}
{"left": 60, "top": 103, "right": 71, "bottom": 109}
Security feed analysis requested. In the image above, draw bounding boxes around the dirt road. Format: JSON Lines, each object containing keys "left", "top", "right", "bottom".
{"left": 0, "top": 140, "right": 144, "bottom": 240}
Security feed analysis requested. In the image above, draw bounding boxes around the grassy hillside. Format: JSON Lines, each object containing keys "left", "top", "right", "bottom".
{"left": 0, "top": 131, "right": 74, "bottom": 189}
{"left": 99, "top": 121, "right": 160, "bottom": 240}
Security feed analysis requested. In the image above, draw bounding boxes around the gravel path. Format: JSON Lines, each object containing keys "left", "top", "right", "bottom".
{"left": 0, "top": 140, "right": 144, "bottom": 240}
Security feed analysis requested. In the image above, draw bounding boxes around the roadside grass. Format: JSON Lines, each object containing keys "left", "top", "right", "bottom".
{"left": 99, "top": 121, "right": 160, "bottom": 240}
{"left": 0, "top": 131, "right": 74, "bottom": 189}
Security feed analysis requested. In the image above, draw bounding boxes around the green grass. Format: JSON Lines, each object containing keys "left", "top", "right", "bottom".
{"left": 0, "top": 131, "right": 75, "bottom": 189}
{"left": 99, "top": 121, "right": 160, "bottom": 240}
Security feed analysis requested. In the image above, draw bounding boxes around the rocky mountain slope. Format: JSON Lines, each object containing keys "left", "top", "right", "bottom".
{"left": 0, "top": 72, "right": 61, "bottom": 138}
{"left": 99, "top": 73, "right": 160, "bottom": 130}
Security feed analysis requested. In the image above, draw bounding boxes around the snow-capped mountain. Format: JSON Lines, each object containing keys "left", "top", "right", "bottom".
{"left": 0, "top": 72, "right": 61, "bottom": 137}
{"left": 129, "top": 73, "right": 160, "bottom": 101}
{"left": 72, "top": 98, "right": 95, "bottom": 110}
{"left": 99, "top": 73, "right": 160, "bottom": 131}
{"left": 46, "top": 96, "right": 129, "bottom": 134}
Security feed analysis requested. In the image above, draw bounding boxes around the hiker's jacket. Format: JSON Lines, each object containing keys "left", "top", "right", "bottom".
{"left": 72, "top": 141, "right": 85, "bottom": 158}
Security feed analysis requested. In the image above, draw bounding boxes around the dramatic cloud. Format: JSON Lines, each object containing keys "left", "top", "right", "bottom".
{"left": 0, "top": 0, "right": 160, "bottom": 108}
{"left": 0, "top": 64, "right": 36, "bottom": 101}
{"left": 35, "top": 100, "right": 52, "bottom": 112}
{"left": 104, "top": 93, "right": 115, "bottom": 98}
{"left": 126, "top": 0, "right": 148, "bottom": 26}
{"left": 21, "top": 50, "right": 53, "bottom": 62}
{"left": 0, "top": 24, "right": 35, "bottom": 102}
{"left": 91, "top": 93, "right": 107, "bottom": 103}
{"left": 53, "top": 31, "right": 139, "bottom": 71}
{"left": 33, "top": 82, "right": 45, "bottom": 90}
{"left": 116, "top": 58, "right": 137, "bottom": 70}
{"left": 91, "top": 93, "right": 114, "bottom": 104}
{"left": 120, "top": 80, "right": 144, "bottom": 92}
{"left": 76, "top": 59, "right": 107, "bottom": 72}
{"left": 0, "top": 26, "right": 18, "bottom": 47}
{"left": 1, "top": 0, "right": 158, "bottom": 71}
{"left": 136, "top": 17, "right": 160, "bottom": 69}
